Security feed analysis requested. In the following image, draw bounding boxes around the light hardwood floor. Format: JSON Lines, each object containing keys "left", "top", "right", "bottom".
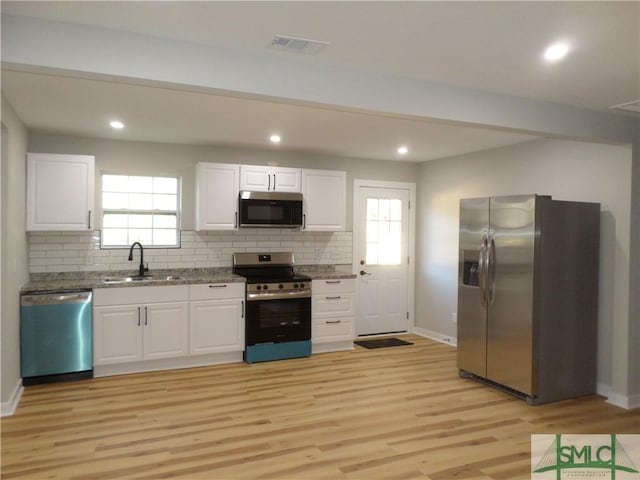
{"left": 2, "top": 335, "right": 638, "bottom": 479}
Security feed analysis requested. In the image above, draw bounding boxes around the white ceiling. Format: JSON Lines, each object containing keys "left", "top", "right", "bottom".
{"left": 1, "top": 1, "right": 638, "bottom": 162}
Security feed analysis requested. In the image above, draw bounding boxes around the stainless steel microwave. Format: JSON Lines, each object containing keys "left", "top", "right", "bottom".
{"left": 238, "top": 191, "right": 303, "bottom": 228}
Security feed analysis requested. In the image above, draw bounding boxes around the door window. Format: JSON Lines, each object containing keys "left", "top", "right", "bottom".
{"left": 366, "top": 197, "right": 402, "bottom": 265}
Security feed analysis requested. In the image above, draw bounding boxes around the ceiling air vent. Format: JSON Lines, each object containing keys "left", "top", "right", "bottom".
{"left": 610, "top": 100, "right": 640, "bottom": 113}
{"left": 269, "top": 34, "right": 329, "bottom": 55}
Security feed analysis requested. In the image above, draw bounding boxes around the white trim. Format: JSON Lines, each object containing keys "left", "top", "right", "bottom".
{"left": 353, "top": 179, "right": 416, "bottom": 334}
{"left": 412, "top": 327, "right": 457, "bottom": 347}
{"left": 1, "top": 380, "right": 24, "bottom": 417}
{"left": 605, "top": 390, "right": 640, "bottom": 410}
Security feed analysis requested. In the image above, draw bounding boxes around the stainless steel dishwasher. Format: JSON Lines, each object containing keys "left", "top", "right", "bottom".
{"left": 20, "top": 290, "right": 93, "bottom": 385}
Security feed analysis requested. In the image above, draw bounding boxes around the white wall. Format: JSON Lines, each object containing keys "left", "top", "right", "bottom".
{"left": 1, "top": 95, "right": 29, "bottom": 414}
{"left": 415, "top": 138, "right": 632, "bottom": 403}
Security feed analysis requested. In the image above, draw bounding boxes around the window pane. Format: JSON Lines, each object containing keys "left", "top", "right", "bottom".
{"left": 153, "top": 229, "right": 177, "bottom": 246}
{"left": 154, "top": 177, "right": 177, "bottom": 194}
{"left": 390, "top": 199, "right": 402, "bottom": 221}
{"left": 154, "top": 215, "right": 177, "bottom": 228}
{"left": 101, "top": 174, "right": 179, "bottom": 248}
{"left": 379, "top": 199, "right": 390, "bottom": 221}
{"left": 129, "top": 193, "right": 153, "bottom": 210}
{"left": 129, "top": 214, "right": 153, "bottom": 228}
{"left": 129, "top": 176, "right": 153, "bottom": 193}
{"left": 364, "top": 196, "right": 402, "bottom": 266}
{"left": 102, "top": 228, "right": 128, "bottom": 246}
{"left": 129, "top": 229, "right": 152, "bottom": 244}
{"left": 103, "top": 175, "right": 129, "bottom": 193}
{"left": 103, "top": 192, "right": 128, "bottom": 209}
{"left": 366, "top": 198, "right": 378, "bottom": 220}
{"left": 153, "top": 194, "right": 177, "bottom": 211}
{"left": 103, "top": 214, "right": 128, "bottom": 228}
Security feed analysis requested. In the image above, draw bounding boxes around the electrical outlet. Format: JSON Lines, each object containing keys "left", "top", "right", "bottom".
{"left": 452, "top": 312, "right": 457, "bottom": 324}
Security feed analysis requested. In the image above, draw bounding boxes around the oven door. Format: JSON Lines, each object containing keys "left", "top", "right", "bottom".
{"left": 245, "top": 296, "right": 311, "bottom": 345}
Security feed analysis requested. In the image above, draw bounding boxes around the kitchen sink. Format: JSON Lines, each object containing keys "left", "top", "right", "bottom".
{"left": 101, "top": 275, "right": 185, "bottom": 285}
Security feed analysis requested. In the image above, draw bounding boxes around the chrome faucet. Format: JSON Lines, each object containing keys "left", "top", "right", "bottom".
{"left": 128, "top": 242, "right": 149, "bottom": 277}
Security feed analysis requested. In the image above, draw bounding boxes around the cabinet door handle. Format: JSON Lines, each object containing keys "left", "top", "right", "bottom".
{"left": 88, "top": 210, "right": 92, "bottom": 230}
{"left": 303, "top": 213, "right": 306, "bottom": 229}
{"left": 209, "top": 284, "right": 227, "bottom": 288}
{"left": 144, "top": 306, "right": 148, "bottom": 326}
{"left": 234, "top": 211, "right": 238, "bottom": 228}
{"left": 137, "top": 306, "right": 141, "bottom": 326}
{"left": 325, "top": 280, "right": 341, "bottom": 284}
{"left": 326, "top": 320, "right": 341, "bottom": 324}
{"left": 273, "top": 174, "right": 276, "bottom": 190}
{"left": 268, "top": 174, "right": 271, "bottom": 191}
{"left": 241, "top": 300, "right": 245, "bottom": 318}
{"left": 326, "top": 296, "right": 341, "bottom": 300}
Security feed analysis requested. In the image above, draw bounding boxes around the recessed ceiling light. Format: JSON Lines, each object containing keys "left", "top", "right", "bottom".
{"left": 270, "top": 134, "right": 281, "bottom": 144}
{"left": 397, "top": 146, "right": 408, "bottom": 155}
{"left": 109, "top": 120, "right": 124, "bottom": 130}
{"left": 544, "top": 42, "right": 570, "bottom": 62}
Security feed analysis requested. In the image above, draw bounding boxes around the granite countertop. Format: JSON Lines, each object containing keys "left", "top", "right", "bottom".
{"left": 21, "top": 265, "right": 355, "bottom": 293}
{"left": 21, "top": 268, "right": 244, "bottom": 293}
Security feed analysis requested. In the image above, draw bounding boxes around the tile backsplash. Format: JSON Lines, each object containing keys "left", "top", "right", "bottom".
{"left": 28, "top": 229, "right": 353, "bottom": 273}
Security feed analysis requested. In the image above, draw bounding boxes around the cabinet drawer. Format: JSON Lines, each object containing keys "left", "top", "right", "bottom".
{"left": 313, "top": 293, "right": 355, "bottom": 317}
{"left": 312, "top": 317, "right": 353, "bottom": 340}
{"left": 189, "top": 282, "right": 245, "bottom": 301}
{"left": 312, "top": 278, "right": 355, "bottom": 295}
{"left": 94, "top": 285, "right": 188, "bottom": 306}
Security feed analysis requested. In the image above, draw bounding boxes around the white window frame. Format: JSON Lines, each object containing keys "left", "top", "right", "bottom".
{"left": 100, "top": 173, "right": 181, "bottom": 249}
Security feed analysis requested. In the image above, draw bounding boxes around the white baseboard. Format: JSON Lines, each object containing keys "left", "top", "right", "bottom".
{"left": 605, "top": 390, "right": 640, "bottom": 410}
{"left": 1, "top": 379, "right": 24, "bottom": 417}
{"left": 412, "top": 327, "right": 457, "bottom": 347}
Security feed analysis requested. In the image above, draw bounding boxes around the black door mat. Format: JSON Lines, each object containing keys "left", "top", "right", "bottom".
{"left": 354, "top": 338, "right": 413, "bottom": 349}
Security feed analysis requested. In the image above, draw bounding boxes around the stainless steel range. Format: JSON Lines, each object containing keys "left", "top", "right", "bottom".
{"left": 233, "top": 252, "right": 311, "bottom": 363}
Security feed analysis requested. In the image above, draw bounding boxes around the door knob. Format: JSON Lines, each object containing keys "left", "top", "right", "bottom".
{"left": 360, "top": 270, "right": 372, "bottom": 276}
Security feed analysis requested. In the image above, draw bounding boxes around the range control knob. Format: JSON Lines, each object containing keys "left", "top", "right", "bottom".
{"left": 263, "top": 285, "right": 269, "bottom": 290}
{"left": 256, "top": 285, "right": 262, "bottom": 290}
{"left": 279, "top": 284, "right": 284, "bottom": 289}
{"left": 299, "top": 283, "right": 305, "bottom": 289}
{"left": 293, "top": 283, "right": 299, "bottom": 288}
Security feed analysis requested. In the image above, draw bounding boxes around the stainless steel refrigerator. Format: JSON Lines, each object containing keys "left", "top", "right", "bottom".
{"left": 457, "top": 194, "right": 600, "bottom": 405}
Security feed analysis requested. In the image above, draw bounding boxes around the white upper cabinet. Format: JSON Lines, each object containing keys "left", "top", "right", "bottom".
{"left": 195, "top": 162, "right": 239, "bottom": 230}
{"left": 26, "top": 153, "right": 95, "bottom": 231}
{"left": 301, "top": 169, "right": 346, "bottom": 231}
{"left": 240, "top": 165, "right": 301, "bottom": 192}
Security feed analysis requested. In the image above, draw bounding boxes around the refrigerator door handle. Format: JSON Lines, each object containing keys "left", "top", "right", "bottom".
{"left": 488, "top": 233, "right": 497, "bottom": 304}
{"left": 479, "top": 232, "right": 488, "bottom": 305}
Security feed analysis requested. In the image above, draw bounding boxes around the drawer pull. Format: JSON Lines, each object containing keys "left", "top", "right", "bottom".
{"left": 325, "top": 320, "right": 341, "bottom": 324}
{"left": 325, "top": 280, "right": 341, "bottom": 284}
{"left": 325, "top": 296, "right": 341, "bottom": 300}
{"left": 209, "top": 284, "right": 227, "bottom": 288}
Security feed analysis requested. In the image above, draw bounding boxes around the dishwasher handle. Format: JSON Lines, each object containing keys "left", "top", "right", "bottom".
{"left": 21, "top": 291, "right": 93, "bottom": 306}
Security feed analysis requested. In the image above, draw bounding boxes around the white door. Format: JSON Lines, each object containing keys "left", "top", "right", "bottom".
{"left": 354, "top": 186, "right": 410, "bottom": 335}
{"left": 93, "top": 305, "right": 143, "bottom": 365}
{"left": 189, "top": 299, "right": 244, "bottom": 355}
{"left": 142, "top": 302, "right": 189, "bottom": 360}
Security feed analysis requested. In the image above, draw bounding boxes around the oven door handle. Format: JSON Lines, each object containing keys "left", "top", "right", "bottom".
{"left": 247, "top": 291, "right": 311, "bottom": 301}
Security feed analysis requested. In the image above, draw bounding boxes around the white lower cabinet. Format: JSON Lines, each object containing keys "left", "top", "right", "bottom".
{"left": 93, "top": 286, "right": 189, "bottom": 366}
{"left": 312, "top": 278, "right": 356, "bottom": 351}
{"left": 189, "top": 283, "right": 245, "bottom": 355}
